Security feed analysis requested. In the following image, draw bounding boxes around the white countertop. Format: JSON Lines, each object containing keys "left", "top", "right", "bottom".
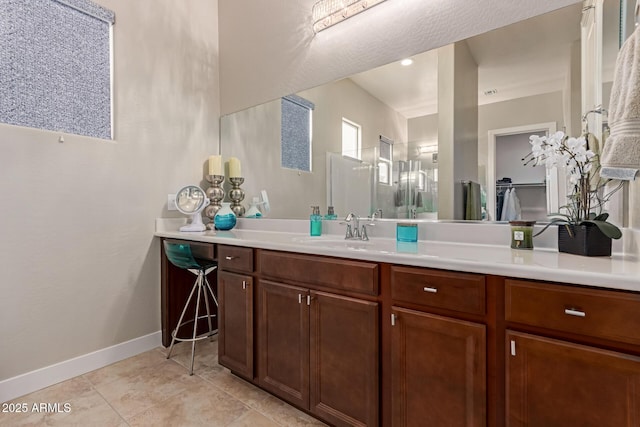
{"left": 155, "top": 219, "right": 640, "bottom": 293}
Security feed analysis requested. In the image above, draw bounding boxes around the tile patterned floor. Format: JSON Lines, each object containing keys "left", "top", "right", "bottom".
{"left": 1, "top": 338, "right": 328, "bottom": 426}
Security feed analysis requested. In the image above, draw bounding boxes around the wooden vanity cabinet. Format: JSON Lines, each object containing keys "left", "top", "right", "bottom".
{"left": 505, "top": 279, "right": 640, "bottom": 427}
{"left": 258, "top": 250, "right": 379, "bottom": 427}
{"left": 162, "top": 239, "right": 640, "bottom": 427}
{"left": 389, "top": 266, "right": 488, "bottom": 427}
{"left": 217, "top": 246, "right": 255, "bottom": 380}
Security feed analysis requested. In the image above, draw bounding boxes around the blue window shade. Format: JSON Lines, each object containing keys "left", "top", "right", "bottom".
{"left": 281, "top": 95, "right": 314, "bottom": 172}
{"left": 0, "top": 0, "right": 115, "bottom": 139}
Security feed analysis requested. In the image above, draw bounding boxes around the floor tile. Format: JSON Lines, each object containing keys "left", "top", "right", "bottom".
{"left": 227, "top": 409, "right": 281, "bottom": 427}
{"left": 252, "top": 395, "right": 328, "bottom": 427}
{"left": 92, "top": 357, "right": 201, "bottom": 419}
{"left": 0, "top": 377, "right": 126, "bottom": 426}
{"left": 2, "top": 339, "right": 330, "bottom": 426}
{"left": 84, "top": 347, "right": 168, "bottom": 387}
{"left": 127, "top": 377, "right": 250, "bottom": 426}
{"left": 200, "top": 368, "right": 271, "bottom": 409}
{"left": 162, "top": 338, "right": 220, "bottom": 374}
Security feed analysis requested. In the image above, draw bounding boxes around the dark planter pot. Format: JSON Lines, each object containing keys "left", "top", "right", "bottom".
{"left": 557, "top": 224, "right": 612, "bottom": 257}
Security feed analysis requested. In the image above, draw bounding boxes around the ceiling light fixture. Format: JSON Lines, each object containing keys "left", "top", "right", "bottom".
{"left": 417, "top": 145, "right": 438, "bottom": 154}
{"left": 400, "top": 58, "right": 413, "bottom": 66}
{"left": 313, "top": 0, "right": 388, "bottom": 33}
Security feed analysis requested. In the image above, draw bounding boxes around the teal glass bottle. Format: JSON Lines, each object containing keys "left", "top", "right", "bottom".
{"left": 324, "top": 206, "right": 338, "bottom": 220}
{"left": 310, "top": 206, "right": 322, "bottom": 236}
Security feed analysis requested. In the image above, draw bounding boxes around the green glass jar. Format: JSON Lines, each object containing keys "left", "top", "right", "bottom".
{"left": 509, "top": 220, "right": 536, "bottom": 250}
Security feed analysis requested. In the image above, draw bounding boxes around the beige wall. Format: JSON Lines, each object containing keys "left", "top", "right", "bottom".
{"left": 0, "top": 0, "right": 220, "bottom": 381}
{"left": 478, "top": 91, "right": 565, "bottom": 187}
{"left": 438, "top": 42, "right": 479, "bottom": 220}
{"left": 221, "top": 78, "right": 407, "bottom": 219}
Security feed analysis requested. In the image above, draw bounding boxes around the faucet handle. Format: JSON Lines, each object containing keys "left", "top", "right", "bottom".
{"left": 339, "top": 220, "right": 354, "bottom": 239}
{"left": 360, "top": 223, "right": 374, "bottom": 240}
{"left": 345, "top": 212, "right": 358, "bottom": 222}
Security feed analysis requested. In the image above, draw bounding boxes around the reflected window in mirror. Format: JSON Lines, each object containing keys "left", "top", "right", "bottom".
{"left": 281, "top": 95, "right": 314, "bottom": 171}
{"left": 378, "top": 135, "right": 393, "bottom": 185}
{"left": 342, "top": 118, "right": 361, "bottom": 160}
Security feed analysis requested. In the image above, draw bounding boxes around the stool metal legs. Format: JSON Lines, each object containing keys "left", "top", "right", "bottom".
{"left": 166, "top": 266, "right": 218, "bottom": 375}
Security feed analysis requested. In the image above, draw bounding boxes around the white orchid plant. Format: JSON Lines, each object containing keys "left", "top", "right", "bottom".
{"left": 524, "top": 131, "right": 622, "bottom": 239}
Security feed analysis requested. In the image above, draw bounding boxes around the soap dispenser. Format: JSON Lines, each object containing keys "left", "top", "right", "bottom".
{"left": 245, "top": 197, "right": 263, "bottom": 218}
{"left": 324, "top": 206, "right": 337, "bottom": 220}
{"left": 310, "top": 206, "right": 322, "bottom": 236}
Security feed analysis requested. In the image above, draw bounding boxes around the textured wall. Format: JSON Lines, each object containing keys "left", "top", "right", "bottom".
{"left": 218, "top": 0, "right": 579, "bottom": 115}
{"left": 0, "top": 0, "right": 219, "bottom": 381}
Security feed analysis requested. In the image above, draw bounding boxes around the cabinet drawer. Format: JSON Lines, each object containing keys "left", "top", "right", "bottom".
{"left": 259, "top": 251, "right": 378, "bottom": 296}
{"left": 391, "top": 266, "right": 485, "bottom": 315}
{"left": 505, "top": 279, "right": 640, "bottom": 346}
{"left": 219, "top": 245, "right": 254, "bottom": 273}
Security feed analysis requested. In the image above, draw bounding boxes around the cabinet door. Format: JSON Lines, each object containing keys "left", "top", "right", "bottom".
{"left": 218, "top": 271, "right": 253, "bottom": 380}
{"left": 391, "top": 306, "right": 486, "bottom": 427}
{"left": 310, "top": 291, "right": 379, "bottom": 427}
{"left": 507, "top": 331, "right": 640, "bottom": 427}
{"left": 258, "top": 280, "right": 310, "bottom": 409}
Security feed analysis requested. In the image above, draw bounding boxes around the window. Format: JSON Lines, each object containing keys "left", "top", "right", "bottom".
{"left": 0, "top": 0, "right": 115, "bottom": 139}
{"left": 378, "top": 135, "right": 393, "bottom": 185}
{"left": 342, "top": 118, "right": 361, "bottom": 160}
{"left": 281, "top": 95, "right": 314, "bottom": 172}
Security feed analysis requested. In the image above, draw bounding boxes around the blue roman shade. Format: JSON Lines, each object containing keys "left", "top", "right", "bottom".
{"left": 0, "top": 0, "right": 115, "bottom": 139}
{"left": 281, "top": 95, "right": 315, "bottom": 172}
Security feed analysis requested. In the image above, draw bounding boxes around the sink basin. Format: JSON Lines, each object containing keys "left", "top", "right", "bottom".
{"left": 290, "top": 236, "right": 414, "bottom": 254}
{"left": 291, "top": 236, "right": 372, "bottom": 249}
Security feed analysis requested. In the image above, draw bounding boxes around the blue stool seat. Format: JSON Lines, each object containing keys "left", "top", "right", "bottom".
{"left": 164, "top": 241, "right": 218, "bottom": 375}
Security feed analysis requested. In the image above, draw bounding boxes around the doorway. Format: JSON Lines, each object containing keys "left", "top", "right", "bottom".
{"left": 487, "top": 122, "right": 563, "bottom": 221}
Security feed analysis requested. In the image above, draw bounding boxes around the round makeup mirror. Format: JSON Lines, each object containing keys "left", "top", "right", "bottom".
{"left": 176, "top": 185, "right": 210, "bottom": 232}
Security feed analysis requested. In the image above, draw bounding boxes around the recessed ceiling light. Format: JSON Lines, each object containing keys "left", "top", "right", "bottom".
{"left": 484, "top": 89, "right": 498, "bottom": 96}
{"left": 400, "top": 58, "right": 413, "bottom": 66}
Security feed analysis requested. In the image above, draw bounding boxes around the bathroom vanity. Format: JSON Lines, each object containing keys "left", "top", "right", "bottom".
{"left": 156, "top": 222, "right": 640, "bottom": 427}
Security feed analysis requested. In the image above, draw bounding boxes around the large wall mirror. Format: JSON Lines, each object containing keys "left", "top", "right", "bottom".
{"left": 221, "top": 1, "right": 628, "bottom": 221}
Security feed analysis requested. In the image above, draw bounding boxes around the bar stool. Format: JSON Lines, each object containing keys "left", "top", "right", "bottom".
{"left": 163, "top": 241, "right": 218, "bottom": 375}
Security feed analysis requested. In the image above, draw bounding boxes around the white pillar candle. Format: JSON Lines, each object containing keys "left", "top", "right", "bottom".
{"left": 228, "top": 157, "right": 242, "bottom": 178}
{"left": 208, "top": 155, "right": 222, "bottom": 176}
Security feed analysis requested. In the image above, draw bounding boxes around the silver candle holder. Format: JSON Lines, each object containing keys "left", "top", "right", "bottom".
{"left": 205, "top": 174, "right": 225, "bottom": 229}
{"left": 228, "top": 177, "right": 245, "bottom": 217}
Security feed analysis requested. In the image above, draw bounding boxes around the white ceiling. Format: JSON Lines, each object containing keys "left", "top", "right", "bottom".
{"left": 348, "top": 1, "right": 620, "bottom": 119}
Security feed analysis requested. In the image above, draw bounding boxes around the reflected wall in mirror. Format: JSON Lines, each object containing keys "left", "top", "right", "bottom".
{"left": 221, "top": 1, "right": 622, "bottom": 221}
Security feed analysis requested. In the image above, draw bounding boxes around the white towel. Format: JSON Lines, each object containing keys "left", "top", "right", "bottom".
{"left": 503, "top": 188, "right": 522, "bottom": 222}
{"left": 600, "top": 26, "right": 640, "bottom": 180}
{"left": 500, "top": 188, "right": 511, "bottom": 221}
{"left": 512, "top": 189, "right": 522, "bottom": 220}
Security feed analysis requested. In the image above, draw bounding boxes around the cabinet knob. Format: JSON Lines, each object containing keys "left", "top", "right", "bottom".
{"left": 423, "top": 286, "right": 438, "bottom": 293}
{"left": 225, "top": 256, "right": 236, "bottom": 260}
{"left": 242, "top": 280, "right": 247, "bottom": 290}
{"left": 564, "top": 308, "right": 586, "bottom": 317}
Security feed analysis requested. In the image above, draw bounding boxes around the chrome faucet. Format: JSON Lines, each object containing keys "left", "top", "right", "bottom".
{"left": 341, "top": 213, "right": 361, "bottom": 239}
{"left": 341, "top": 213, "right": 376, "bottom": 241}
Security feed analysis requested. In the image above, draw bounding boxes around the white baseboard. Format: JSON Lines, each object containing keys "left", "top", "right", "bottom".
{"left": 0, "top": 331, "right": 162, "bottom": 403}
